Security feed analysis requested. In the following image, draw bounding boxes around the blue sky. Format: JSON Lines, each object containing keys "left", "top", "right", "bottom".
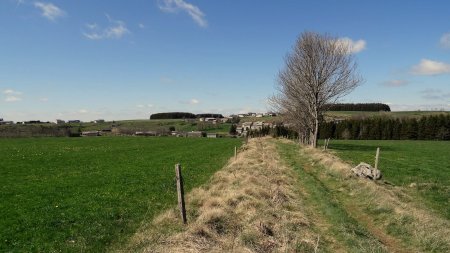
{"left": 1, "top": 0, "right": 449, "bottom": 122}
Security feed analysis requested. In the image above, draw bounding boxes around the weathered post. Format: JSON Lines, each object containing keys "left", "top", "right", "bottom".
{"left": 234, "top": 146, "right": 237, "bottom": 160}
{"left": 375, "top": 147, "right": 380, "bottom": 170}
{"left": 175, "top": 164, "right": 187, "bottom": 224}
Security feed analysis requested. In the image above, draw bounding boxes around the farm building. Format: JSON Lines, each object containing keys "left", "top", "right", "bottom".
{"left": 187, "top": 131, "right": 204, "bottom": 138}
{"left": 135, "top": 131, "right": 157, "bottom": 136}
{"left": 56, "top": 119, "right": 65, "bottom": 124}
{"left": 0, "top": 119, "right": 13, "bottom": 125}
{"left": 68, "top": 120, "right": 81, "bottom": 124}
{"left": 81, "top": 131, "right": 101, "bottom": 137}
{"left": 207, "top": 133, "right": 219, "bottom": 138}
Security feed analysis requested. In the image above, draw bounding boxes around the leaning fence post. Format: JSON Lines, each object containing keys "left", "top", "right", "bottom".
{"left": 175, "top": 164, "right": 187, "bottom": 224}
{"left": 375, "top": 147, "right": 380, "bottom": 170}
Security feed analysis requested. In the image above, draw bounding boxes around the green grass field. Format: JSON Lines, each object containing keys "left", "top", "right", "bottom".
{"left": 0, "top": 137, "right": 242, "bottom": 252}
{"left": 322, "top": 140, "right": 450, "bottom": 219}
{"left": 325, "top": 110, "right": 450, "bottom": 119}
{"left": 78, "top": 119, "right": 232, "bottom": 134}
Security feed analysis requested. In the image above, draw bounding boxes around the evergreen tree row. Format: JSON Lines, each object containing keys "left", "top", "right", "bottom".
{"left": 150, "top": 112, "right": 197, "bottom": 119}
{"left": 326, "top": 103, "right": 391, "bottom": 112}
{"left": 150, "top": 112, "right": 224, "bottom": 119}
{"left": 319, "top": 115, "right": 450, "bottom": 140}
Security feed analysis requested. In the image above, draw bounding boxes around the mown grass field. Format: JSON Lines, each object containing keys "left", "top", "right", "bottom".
{"left": 0, "top": 137, "right": 242, "bottom": 252}
{"left": 322, "top": 139, "right": 450, "bottom": 219}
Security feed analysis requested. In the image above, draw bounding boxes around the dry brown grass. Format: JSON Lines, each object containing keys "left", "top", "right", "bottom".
{"left": 300, "top": 144, "right": 450, "bottom": 252}
{"left": 120, "top": 138, "right": 318, "bottom": 253}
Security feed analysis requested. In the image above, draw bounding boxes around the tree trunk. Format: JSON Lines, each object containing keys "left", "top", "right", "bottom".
{"left": 312, "top": 117, "right": 319, "bottom": 148}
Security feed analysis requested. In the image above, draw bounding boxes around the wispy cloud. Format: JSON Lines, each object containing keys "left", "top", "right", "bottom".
{"left": 411, "top": 59, "right": 450, "bottom": 75}
{"left": 83, "top": 15, "right": 130, "bottom": 40}
{"left": 440, "top": 32, "right": 450, "bottom": 49}
{"left": 138, "top": 23, "right": 145, "bottom": 29}
{"left": 158, "top": 0, "right": 207, "bottom": 28}
{"left": 336, "top": 37, "right": 366, "bottom": 54}
{"left": 179, "top": 98, "right": 200, "bottom": 105}
{"left": 389, "top": 103, "right": 450, "bottom": 111}
{"left": 3, "top": 89, "right": 22, "bottom": 95}
{"left": 3, "top": 89, "right": 23, "bottom": 102}
{"left": 5, "top": 96, "right": 22, "bottom": 102}
{"left": 39, "top": 97, "right": 48, "bottom": 102}
{"left": 136, "top": 104, "right": 154, "bottom": 108}
{"left": 421, "top": 89, "right": 450, "bottom": 100}
{"left": 381, "top": 79, "right": 409, "bottom": 87}
{"left": 34, "top": 2, "right": 65, "bottom": 21}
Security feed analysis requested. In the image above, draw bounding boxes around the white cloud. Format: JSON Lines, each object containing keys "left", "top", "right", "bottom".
{"left": 421, "top": 89, "right": 450, "bottom": 100}
{"left": 440, "top": 33, "right": 450, "bottom": 49}
{"left": 381, "top": 79, "right": 409, "bottom": 87}
{"left": 34, "top": 2, "right": 65, "bottom": 21}
{"left": 158, "top": 0, "right": 207, "bottom": 28}
{"left": 336, "top": 37, "right": 366, "bottom": 54}
{"left": 5, "top": 96, "right": 22, "bottom": 102}
{"left": 180, "top": 98, "right": 200, "bottom": 105}
{"left": 137, "top": 104, "right": 154, "bottom": 108}
{"left": 3, "top": 89, "right": 23, "bottom": 102}
{"left": 78, "top": 109, "right": 88, "bottom": 114}
{"left": 39, "top": 97, "right": 48, "bottom": 102}
{"left": 138, "top": 23, "right": 145, "bottom": 29}
{"left": 389, "top": 103, "right": 450, "bottom": 111}
{"left": 411, "top": 59, "right": 450, "bottom": 75}
{"left": 83, "top": 15, "right": 130, "bottom": 40}
{"left": 3, "top": 89, "right": 22, "bottom": 95}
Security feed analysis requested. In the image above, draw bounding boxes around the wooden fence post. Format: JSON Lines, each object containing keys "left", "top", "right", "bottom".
{"left": 234, "top": 146, "right": 237, "bottom": 160}
{"left": 375, "top": 147, "right": 380, "bottom": 170}
{"left": 175, "top": 164, "right": 187, "bottom": 224}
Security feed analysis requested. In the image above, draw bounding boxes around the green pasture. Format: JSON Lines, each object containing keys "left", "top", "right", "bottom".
{"left": 0, "top": 137, "right": 241, "bottom": 252}
{"left": 323, "top": 139, "right": 450, "bottom": 219}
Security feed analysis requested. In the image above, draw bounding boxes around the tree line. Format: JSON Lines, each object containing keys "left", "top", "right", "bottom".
{"left": 319, "top": 115, "right": 450, "bottom": 140}
{"left": 326, "top": 103, "right": 391, "bottom": 112}
{"left": 150, "top": 112, "right": 224, "bottom": 120}
{"left": 0, "top": 125, "right": 81, "bottom": 138}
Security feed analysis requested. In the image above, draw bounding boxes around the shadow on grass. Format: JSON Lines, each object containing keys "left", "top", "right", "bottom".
{"left": 327, "top": 143, "right": 396, "bottom": 152}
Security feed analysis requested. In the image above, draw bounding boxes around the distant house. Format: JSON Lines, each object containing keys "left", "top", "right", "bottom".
{"left": 135, "top": 131, "right": 157, "bottom": 136}
{"left": 68, "top": 120, "right": 81, "bottom": 124}
{"left": 207, "top": 133, "right": 218, "bottom": 138}
{"left": 0, "top": 120, "right": 13, "bottom": 125}
{"left": 24, "top": 120, "right": 42, "bottom": 124}
{"left": 56, "top": 119, "right": 65, "bottom": 124}
{"left": 187, "top": 131, "right": 204, "bottom": 138}
{"left": 81, "top": 131, "right": 101, "bottom": 137}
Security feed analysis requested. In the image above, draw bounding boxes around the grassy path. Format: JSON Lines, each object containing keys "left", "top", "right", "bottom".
{"left": 277, "top": 141, "right": 390, "bottom": 252}
{"left": 277, "top": 139, "right": 449, "bottom": 253}
{"left": 121, "top": 137, "right": 449, "bottom": 252}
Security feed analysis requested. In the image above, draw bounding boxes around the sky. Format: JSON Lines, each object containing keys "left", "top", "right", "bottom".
{"left": 1, "top": 0, "right": 450, "bottom": 122}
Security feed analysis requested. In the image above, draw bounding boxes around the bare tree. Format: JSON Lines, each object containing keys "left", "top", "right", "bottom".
{"left": 271, "top": 32, "right": 362, "bottom": 147}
